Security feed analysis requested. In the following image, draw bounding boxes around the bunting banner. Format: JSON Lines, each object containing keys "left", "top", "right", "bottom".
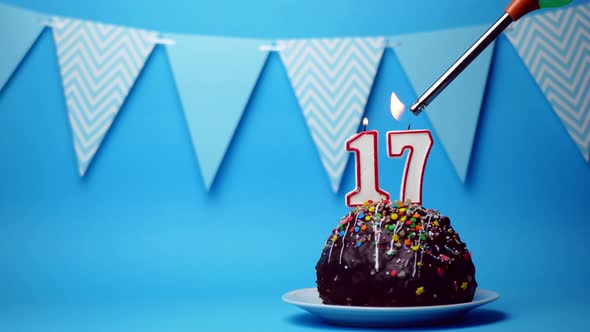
{"left": 394, "top": 25, "right": 495, "bottom": 182}
{"left": 505, "top": 3, "right": 590, "bottom": 162}
{"left": 0, "top": 3, "right": 45, "bottom": 93}
{"left": 52, "top": 18, "right": 156, "bottom": 176}
{"left": 0, "top": 2, "right": 586, "bottom": 193}
{"left": 166, "top": 35, "right": 268, "bottom": 190}
{"left": 279, "top": 37, "right": 385, "bottom": 192}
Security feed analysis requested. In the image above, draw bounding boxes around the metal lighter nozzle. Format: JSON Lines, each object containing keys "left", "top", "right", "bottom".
{"left": 410, "top": 101, "right": 427, "bottom": 116}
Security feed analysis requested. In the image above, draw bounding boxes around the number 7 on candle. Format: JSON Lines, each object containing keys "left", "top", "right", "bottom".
{"left": 387, "top": 130, "right": 433, "bottom": 205}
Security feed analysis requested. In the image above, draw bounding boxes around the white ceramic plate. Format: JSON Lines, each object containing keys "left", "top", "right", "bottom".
{"left": 282, "top": 288, "right": 499, "bottom": 327}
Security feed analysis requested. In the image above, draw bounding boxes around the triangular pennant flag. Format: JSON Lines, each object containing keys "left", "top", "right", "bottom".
{"left": 0, "top": 4, "right": 45, "bottom": 93}
{"left": 52, "top": 18, "right": 156, "bottom": 176}
{"left": 279, "top": 37, "right": 384, "bottom": 192}
{"left": 506, "top": 3, "right": 590, "bottom": 163}
{"left": 394, "top": 26, "right": 495, "bottom": 183}
{"left": 166, "top": 35, "right": 268, "bottom": 190}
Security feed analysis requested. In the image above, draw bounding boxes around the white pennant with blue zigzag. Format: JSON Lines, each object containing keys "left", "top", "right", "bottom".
{"left": 279, "top": 37, "right": 384, "bottom": 192}
{"left": 52, "top": 18, "right": 155, "bottom": 175}
{"left": 506, "top": 3, "right": 590, "bottom": 162}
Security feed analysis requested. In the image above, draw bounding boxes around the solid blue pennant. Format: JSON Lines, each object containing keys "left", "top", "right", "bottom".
{"left": 166, "top": 34, "right": 269, "bottom": 190}
{"left": 0, "top": 4, "right": 45, "bottom": 93}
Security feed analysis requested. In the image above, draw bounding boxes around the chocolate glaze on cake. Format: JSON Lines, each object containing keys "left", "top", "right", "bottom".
{"left": 316, "top": 200, "right": 476, "bottom": 307}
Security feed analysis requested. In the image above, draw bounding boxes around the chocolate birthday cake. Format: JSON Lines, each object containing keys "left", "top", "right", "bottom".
{"left": 316, "top": 200, "right": 476, "bottom": 307}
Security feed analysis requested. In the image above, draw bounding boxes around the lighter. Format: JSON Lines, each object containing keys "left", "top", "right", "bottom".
{"left": 409, "top": 0, "right": 574, "bottom": 116}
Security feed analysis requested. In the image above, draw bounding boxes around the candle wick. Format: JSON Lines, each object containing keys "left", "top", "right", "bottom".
{"left": 407, "top": 123, "right": 412, "bottom": 130}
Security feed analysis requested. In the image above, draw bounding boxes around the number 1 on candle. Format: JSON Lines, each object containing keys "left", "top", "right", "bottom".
{"left": 345, "top": 130, "right": 390, "bottom": 206}
{"left": 387, "top": 130, "right": 433, "bottom": 205}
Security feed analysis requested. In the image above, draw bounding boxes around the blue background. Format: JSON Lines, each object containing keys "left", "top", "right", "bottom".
{"left": 1, "top": 0, "right": 589, "bottom": 331}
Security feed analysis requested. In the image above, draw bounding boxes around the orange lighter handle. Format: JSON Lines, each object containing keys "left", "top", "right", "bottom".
{"left": 505, "top": 0, "right": 541, "bottom": 21}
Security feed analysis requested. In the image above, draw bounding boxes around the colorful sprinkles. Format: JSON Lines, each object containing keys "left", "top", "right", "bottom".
{"left": 416, "top": 286, "right": 425, "bottom": 296}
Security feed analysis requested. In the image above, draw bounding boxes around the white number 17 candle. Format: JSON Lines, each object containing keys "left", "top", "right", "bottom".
{"left": 345, "top": 93, "right": 433, "bottom": 207}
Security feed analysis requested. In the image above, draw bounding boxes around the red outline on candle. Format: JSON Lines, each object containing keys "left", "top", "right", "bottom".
{"left": 386, "top": 130, "right": 433, "bottom": 205}
{"left": 345, "top": 130, "right": 391, "bottom": 207}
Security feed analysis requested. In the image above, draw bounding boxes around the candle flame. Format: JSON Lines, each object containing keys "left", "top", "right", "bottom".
{"left": 390, "top": 92, "right": 405, "bottom": 121}
{"left": 362, "top": 117, "right": 369, "bottom": 127}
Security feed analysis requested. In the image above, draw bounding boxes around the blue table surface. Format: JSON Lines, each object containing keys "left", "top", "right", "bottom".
{"left": 1, "top": 291, "right": 589, "bottom": 332}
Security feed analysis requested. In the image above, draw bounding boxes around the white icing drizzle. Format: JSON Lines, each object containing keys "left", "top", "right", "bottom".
{"left": 393, "top": 219, "right": 403, "bottom": 234}
{"left": 374, "top": 203, "right": 381, "bottom": 272}
{"left": 328, "top": 234, "right": 335, "bottom": 263}
{"left": 412, "top": 251, "right": 418, "bottom": 277}
{"left": 412, "top": 209, "right": 423, "bottom": 278}
{"left": 339, "top": 213, "right": 356, "bottom": 264}
{"left": 329, "top": 213, "right": 352, "bottom": 263}
{"left": 388, "top": 238, "right": 394, "bottom": 254}
{"left": 415, "top": 214, "right": 433, "bottom": 278}
{"left": 329, "top": 214, "right": 348, "bottom": 263}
